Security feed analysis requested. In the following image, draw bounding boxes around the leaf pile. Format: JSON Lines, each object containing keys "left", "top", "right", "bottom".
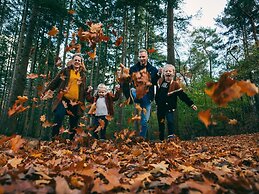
{"left": 0, "top": 131, "right": 258, "bottom": 193}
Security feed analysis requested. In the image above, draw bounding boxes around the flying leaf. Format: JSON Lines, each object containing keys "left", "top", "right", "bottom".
{"left": 105, "top": 115, "right": 113, "bottom": 121}
{"left": 237, "top": 80, "right": 259, "bottom": 96}
{"left": 8, "top": 96, "right": 30, "bottom": 117}
{"left": 89, "top": 23, "right": 103, "bottom": 33}
{"left": 41, "top": 90, "right": 54, "bottom": 100}
{"left": 95, "top": 119, "right": 105, "bottom": 132}
{"left": 116, "top": 64, "right": 130, "bottom": 84}
{"left": 66, "top": 110, "right": 74, "bottom": 116}
{"left": 47, "top": 26, "right": 59, "bottom": 36}
{"left": 228, "top": 119, "right": 238, "bottom": 125}
{"left": 115, "top": 36, "right": 123, "bottom": 47}
{"left": 198, "top": 109, "right": 211, "bottom": 128}
{"left": 40, "top": 115, "right": 46, "bottom": 122}
{"left": 132, "top": 69, "right": 152, "bottom": 99}
{"left": 205, "top": 70, "right": 258, "bottom": 107}
{"left": 131, "top": 115, "right": 141, "bottom": 121}
{"left": 26, "top": 73, "right": 39, "bottom": 79}
{"left": 147, "top": 48, "right": 156, "bottom": 53}
{"left": 68, "top": 9, "right": 75, "bottom": 14}
{"left": 17, "top": 96, "right": 28, "bottom": 103}
{"left": 87, "top": 48, "right": 96, "bottom": 59}
{"left": 88, "top": 103, "right": 96, "bottom": 114}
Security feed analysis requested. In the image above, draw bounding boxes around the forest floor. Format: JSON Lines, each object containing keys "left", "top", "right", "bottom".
{"left": 0, "top": 131, "right": 258, "bottom": 194}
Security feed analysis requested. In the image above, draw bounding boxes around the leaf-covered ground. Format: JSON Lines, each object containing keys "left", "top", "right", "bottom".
{"left": 0, "top": 131, "right": 258, "bottom": 194}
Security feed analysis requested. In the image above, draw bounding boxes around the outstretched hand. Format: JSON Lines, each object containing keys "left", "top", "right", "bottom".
{"left": 115, "top": 84, "right": 120, "bottom": 91}
{"left": 191, "top": 104, "right": 198, "bottom": 111}
{"left": 87, "top": 86, "right": 93, "bottom": 93}
{"left": 120, "top": 63, "right": 125, "bottom": 69}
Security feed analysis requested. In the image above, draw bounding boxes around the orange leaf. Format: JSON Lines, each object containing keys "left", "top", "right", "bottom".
{"left": 41, "top": 90, "right": 54, "bottom": 100}
{"left": 68, "top": 9, "right": 75, "bottom": 14}
{"left": 42, "top": 120, "right": 55, "bottom": 128}
{"left": 115, "top": 36, "right": 123, "bottom": 47}
{"left": 87, "top": 49, "right": 96, "bottom": 59}
{"left": 89, "top": 23, "right": 103, "bottom": 33}
{"left": 40, "top": 115, "right": 46, "bottom": 122}
{"left": 131, "top": 115, "right": 141, "bottom": 121}
{"left": 47, "top": 26, "right": 59, "bottom": 36}
{"left": 204, "top": 70, "right": 258, "bottom": 107}
{"left": 26, "top": 73, "right": 39, "bottom": 79}
{"left": 228, "top": 119, "right": 238, "bottom": 125}
{"left": 147, "top": 47, "right": 156, "bottom": 53}
{"left": 237, "top": 80, "right": 259, "bottom": 96}
{"left": 17, "top": 96, "right": 28, "bottom": 103}
{"left": 66, "top": 110, "right": 74, "bottom": 116}
{"left": 101, "top": 35, "right": 110, "bottom": 42}
{"left": 198, "top": 109, "right": 211, "bottom": 128}
{"left": 105, "top": 115, "right": 113, "bottom": 121}
{"left": 88, "top": 103, "right": 96, "bottom": 114}
{"left": 10, "top": 135, "right": 25, "bottom": 153}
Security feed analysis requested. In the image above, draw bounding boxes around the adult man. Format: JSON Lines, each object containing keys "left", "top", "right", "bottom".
{"left": 41, "top": 53, "right": 87, "bottom": 140}
{"left": 122, "top": 49, "right": 160, "bottom": 139}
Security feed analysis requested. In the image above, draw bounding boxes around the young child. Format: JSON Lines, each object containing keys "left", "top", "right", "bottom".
{"left": 86, "top": 83, "right": 121, "bottom": 140}
{"left": 155, "top": 64, "right": 197, "bottom": 141}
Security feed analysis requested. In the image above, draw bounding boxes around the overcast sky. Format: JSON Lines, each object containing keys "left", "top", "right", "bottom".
{"left": 182, "top": 0, "right": 227, "bottom": 28}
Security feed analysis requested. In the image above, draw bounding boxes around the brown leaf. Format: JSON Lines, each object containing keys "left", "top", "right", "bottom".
{"left": 26, "top": 73, "right": 39, "bottom": 79}
{"left": 66, "top": 110, "right": 74, "bottom": 116}
{"left": 115, "top": 36, "right": 123, "bottom": 47}
{"left": 198, "top": 109, "right": 211, "bottom": 128}
{"left": 88, "top": 103, "right": 96, "bottom": 114}
{"left": 105, "top": 115, "right": 113, "bottom": 121}
{"left": 10, "top": 135, "right": 25, "bottom": 153}
{"left": 68, "top": 9, "right": 75, "bottom": 14}
{"left": 41, "top": 90, "right": 54, "bottom": 100}
{"left": 205, "top": 70, "right": 258, "bottom": 107}
{"left": 87, "top": 49, "right": 96, "bottom": 59}
{"left": 147, "top": 47, "right": 156, "bottom": 53}
{"left": 8, "top": 157, "right": 23, "bottom": 168}
{"left": 228, "top": 119, "right": 238, "bottom": 125}
{"left": 237, "top": 80, "right": 259, "bottom": 96}
{"left": 55, "top": 176, "right": 80, "bottom": 194}
{"left": 47, "top": 26, "right": 59, "bottom": 36}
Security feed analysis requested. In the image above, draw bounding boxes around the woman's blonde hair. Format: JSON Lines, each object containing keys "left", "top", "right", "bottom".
{"left": 67, "top": 53, "right": 86, "bottom": 71}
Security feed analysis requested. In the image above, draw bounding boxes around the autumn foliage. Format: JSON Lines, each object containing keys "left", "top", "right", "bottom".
{"left": 198, "top": 70, "right": 258, "bottom": 128}
{"left": 0, "top": 132, "right": 258, "bottom": 193}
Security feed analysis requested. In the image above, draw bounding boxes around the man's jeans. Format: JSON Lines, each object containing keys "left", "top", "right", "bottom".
{"left": 131, "top": 88, "right": 151, "bottom": 138}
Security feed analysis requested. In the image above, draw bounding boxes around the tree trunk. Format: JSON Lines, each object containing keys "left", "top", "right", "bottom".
{"left": 133, "top": 5, "right": 140, "bottom": 63}
{"left": 117, "top": 7, "right": 129, "bottom": 128}
{"left": 6, "top": 2, "right": 38, "bottom": 134}
{"left": 0, "top": 0, "right": 7, "bottom": 33}
{"left": 167, "top": 0, "right": 175, "bottom": 65}
{"left": 62, "top": 0, "right": 73, "bottom": 67}
{"left": 0, "top": 0, "right": 28, "bottom": 130}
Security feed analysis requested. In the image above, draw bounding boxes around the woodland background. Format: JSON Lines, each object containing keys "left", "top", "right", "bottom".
{"left": 0, "top": 0, "right": 258, "bottom": 140}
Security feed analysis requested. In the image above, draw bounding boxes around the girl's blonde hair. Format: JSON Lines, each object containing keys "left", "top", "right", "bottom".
{"left": 163, "top": 64, "right": 175, "bottom": 72}
{"left": 97, "top": 83, "right": 107, "bottom": 91}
